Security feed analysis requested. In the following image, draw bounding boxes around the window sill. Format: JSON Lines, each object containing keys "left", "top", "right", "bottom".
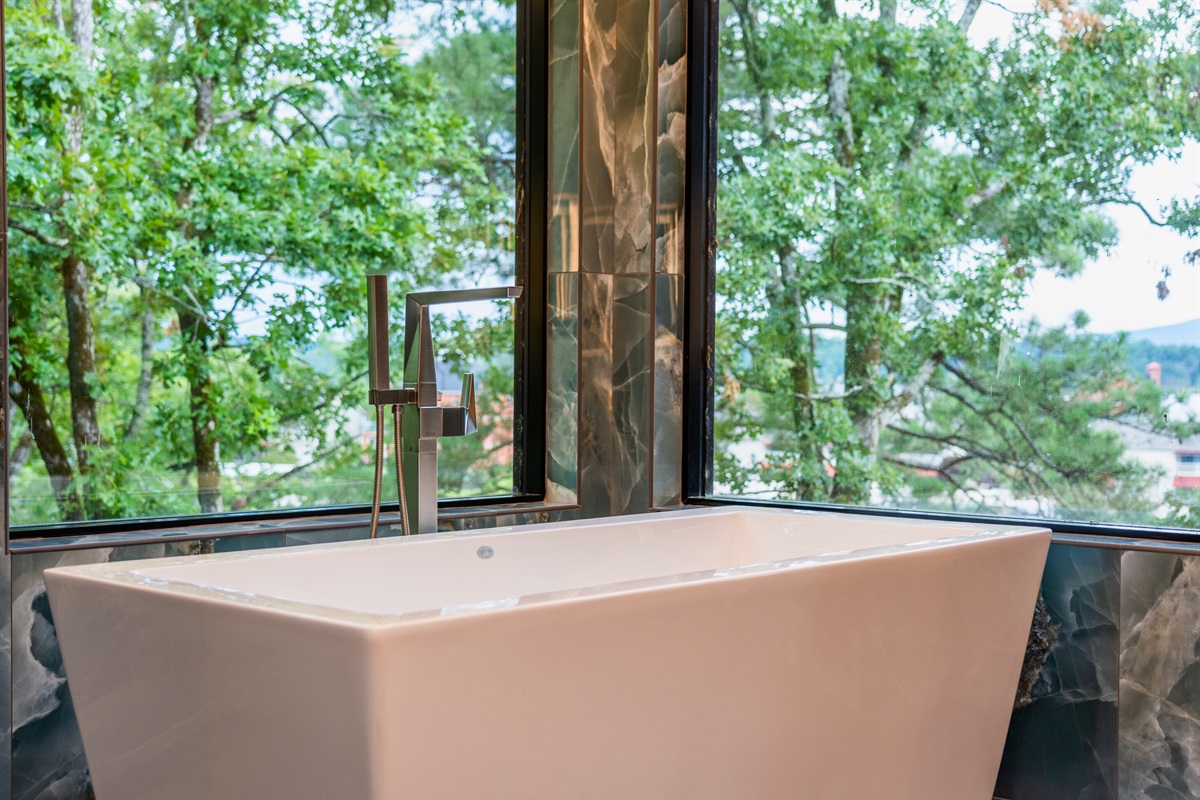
{"left": 689, "top": 496, "right": 1200, "bottom": 550}
{"left": 7, "top": 499, "right": 580, "bottom": 554}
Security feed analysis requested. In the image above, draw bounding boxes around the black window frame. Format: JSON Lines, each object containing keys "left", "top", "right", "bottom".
{"left": 680, "top": 0, "right": 1200, "bottom": 546}
{"left": 2, "top": 0, "right": 550, "bottom": 543}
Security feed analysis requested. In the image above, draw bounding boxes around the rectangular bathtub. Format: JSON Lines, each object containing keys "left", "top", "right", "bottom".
{"left": 46, "top": 507, "right": 1049, "bottom": 799}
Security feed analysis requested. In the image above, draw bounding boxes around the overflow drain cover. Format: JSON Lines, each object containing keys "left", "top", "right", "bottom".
{"left": 477, "top": 546, "right": 495, "bottom": 560}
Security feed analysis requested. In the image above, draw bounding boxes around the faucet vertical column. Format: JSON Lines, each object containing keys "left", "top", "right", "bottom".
{"left": 401, "top": 299, "right": 441, "bottom": 534}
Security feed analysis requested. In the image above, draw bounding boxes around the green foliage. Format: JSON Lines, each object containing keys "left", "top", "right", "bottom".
{"left": 716, "top": 0, "right": 1200, "bottom": 525}
{"left": 7, "top": 0, "right": 519, "bottom": 523}
{"left": 1125, "top": 341, "right": 1200, "bottom": 390}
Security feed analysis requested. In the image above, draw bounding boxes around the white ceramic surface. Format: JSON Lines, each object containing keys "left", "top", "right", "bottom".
{"left": 45, "top": 507, "right": 1050, "bottom": 799}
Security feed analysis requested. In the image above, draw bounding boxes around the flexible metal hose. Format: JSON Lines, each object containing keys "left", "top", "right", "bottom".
{"left": 393, "top": 404, "right": 411, "bottom": 536}
{"left": 369, "top": 404, "right": 385, "bottom": 540}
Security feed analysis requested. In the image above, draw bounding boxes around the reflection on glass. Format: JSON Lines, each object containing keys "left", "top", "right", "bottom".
{"left": 6, "top": 0, "right": 518, "bottom": 525}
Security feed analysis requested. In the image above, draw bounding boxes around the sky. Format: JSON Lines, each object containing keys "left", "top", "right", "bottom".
{"left": 1017, "top": 145, "right": 1200, "bottom": 336}
{"left": 963, "top": 0, "right": 1200, "bottom": 337}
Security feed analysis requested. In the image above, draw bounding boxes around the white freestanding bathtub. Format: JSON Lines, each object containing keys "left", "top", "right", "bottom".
{"left": 45, "top": 507, "right": 1049, "bottom": 800}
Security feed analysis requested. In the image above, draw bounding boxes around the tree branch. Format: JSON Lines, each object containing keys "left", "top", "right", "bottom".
{"left": 880, "top": 0, "right": 897, "bottom": 25}
{"left": 9, "top": 356, "right": 83, "bottom": 520}
{"left": 958, "top": 0, "right": 985, "bottom": 32}
{"left": 1098, "top": 197, "right": 1171, "bottom": 227}
{"left": 124, "top": 281, "right": 156, "bottom": 441}
{"left": 884, "top": 355, "right": 943, "bottom": 416}
{"left": 9, "top": 424, "right": 35, "bottom": 478}
{"left": 962, "top": 179, "right": 1009, "bottom": 212}
{"left": 794, "top": 385, "right": 866, "bottom": 402}
{"left": 9, "top": 220, "right": 69, "bottom": 248}
{"left": 280, "top": 99, "right": 332, "bottom": 149}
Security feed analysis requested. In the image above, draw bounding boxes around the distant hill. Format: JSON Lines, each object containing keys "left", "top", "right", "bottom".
{"left": 1126, "top": 340, "right": 1200, "bottom": 390}
{"left": 1122, "top": 318, "right": 1200, "bottom": 347}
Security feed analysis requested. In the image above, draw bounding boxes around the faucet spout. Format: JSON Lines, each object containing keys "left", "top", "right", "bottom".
{"left": 365, "top": 275, "right": 521, "bottom": 536}
{"left": 403, "top": 287, "right": 523, "bottom": 406}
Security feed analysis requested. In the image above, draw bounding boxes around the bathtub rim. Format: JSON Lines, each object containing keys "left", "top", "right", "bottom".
{"left": 44, "top": 506, "right": 1050, "bottom": 631}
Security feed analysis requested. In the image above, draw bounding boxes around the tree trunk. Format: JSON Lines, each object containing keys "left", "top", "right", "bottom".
{"left": 843, "top": 284, "right": 886, "bottom": 456}
{"left": 10, "top": 357, "right": 83, "bottom": 520}
{"left": 9, "top": 423, "right": 35, "bottom": 478}
{"left": 175, "top": 6, "right": 223, "bottom": 513}
{"left": 60, "top": 254, "right": 102, "bottom": 473}
{"left": 61, "top": 0, "right": 102, "bottom": 488}
{"left": 123, "top": 282, "right": 156, "bottom": 441}
{"left": 177, "top": 306, "right": 224, "bottom": 514}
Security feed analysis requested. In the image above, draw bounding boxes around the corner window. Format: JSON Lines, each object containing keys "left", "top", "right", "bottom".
{"left": 712, "top": 0, "right": 1200, "bottom": 530}
{"left": 5, "top": 0, "right": 541, "bottom": 531}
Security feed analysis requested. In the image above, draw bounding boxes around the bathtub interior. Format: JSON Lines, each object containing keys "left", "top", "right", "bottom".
{"left": 110, "top": 509, "right": 1005, "bottom": 618}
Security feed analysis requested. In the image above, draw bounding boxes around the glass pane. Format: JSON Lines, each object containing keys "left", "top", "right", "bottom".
{"left": 715, "top": 0, "right": 1200, "bottom": 528}
{"left": 6, "top": 0, "right": 518, "bottom": 525}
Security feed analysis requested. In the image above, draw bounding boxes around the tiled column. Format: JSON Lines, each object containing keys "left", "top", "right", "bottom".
{"left": 547, "top": 0, "right": 582, "bottom": 505}
{"left": 1119, "top": 551, "right": 1200, "bottom": 798}
{"left": 994, "top": 544, "right": 1120, "bottom": 800}
{"left": 572, "top": 0, "right": 686, "bottom": 517}
{"left": 652, "top": 0, "right": 686, "bottom": 508}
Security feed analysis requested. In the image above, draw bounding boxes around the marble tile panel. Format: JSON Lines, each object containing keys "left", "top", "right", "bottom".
{"left": 581, "top": 0, "right": 655, "bottom": 274}
{"left": 285, "top": 526, "right": 371, "bottom": 547}
{"left": 579, "top": 0, "right": 616, "bottom": 275}
{"left": 995, "top": 543, "right": 1119, "bottom": 800}
{"left": 652, "top": 274, "right": 684, "bottom": 507}
{"left": 611, "top": 275, "right": 652, "bottom": 515}
{"left": 1119, "top": 551, "right": 1200, "bottom": 800}
{"left": 550, "top": 0, "right": 580, "bottom": 273}
{"left": 547, "top": 273, "right": 580, "bottom": 502}
{"left": 578, "top": 272, "right": 615, "bottom": 517}
{"left": 0, "top": 552, "right": 11, "bottom": 800}
{"left": 577, "top": 274, "right": 651, "bottom": 516}
{"left": 10, "top": 541, "right": 201, "bottom": 800}
{"left": 611, "top": 0, "right": 655, "bottom": 275}
{"left": 656, "top": 0, "right": 686, "bottom": 275}
{"left": 211, "top": 532, "right": 287, "bottom": 553}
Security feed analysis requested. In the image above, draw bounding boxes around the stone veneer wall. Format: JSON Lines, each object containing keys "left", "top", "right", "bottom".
{"left": 995, "top": 542, "right": 1200, "bottom": 800}
{"left": 0, "top": 0, "right": 689, "bottom": 795}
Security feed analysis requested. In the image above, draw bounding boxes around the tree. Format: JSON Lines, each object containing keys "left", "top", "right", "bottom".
{"left": 716, "top": 0, "right": 1200, "bottom": 521}
{"left": 7, "top": 0, "right": 517, "bottom": 523}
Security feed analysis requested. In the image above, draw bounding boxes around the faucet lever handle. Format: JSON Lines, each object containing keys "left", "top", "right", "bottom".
{"left": 461, "top": 372, "right": 477, "bottom": 435}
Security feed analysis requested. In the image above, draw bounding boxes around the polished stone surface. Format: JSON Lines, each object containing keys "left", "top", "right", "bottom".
{"left": 578, "top": 274, "right": 653, "bottom": 516}
{"left": 995, "top": 543, "right": 1119, "bottom": 800}
{"left": 550, "top": 0, "right": 579, "bottom": 274}
{"left": 656, "top": 0, "right": 686, "bottom": 276}
{"left": 581, "top": 0, "right": 655, "bottom": 275}
{"left": 548, "top": 273, "right": 580, "bottom": 502}
{"left": 610, "top": 275, "right": 653, "bottom": 514}
{"left": 0, "top": 550, "right": 11, "bottom": 800}
{"left": 653, "top": 274, "right": 684, "bottom": 507}
{"left": 1119, "top": 551, "right": 1200, "bottom": 799}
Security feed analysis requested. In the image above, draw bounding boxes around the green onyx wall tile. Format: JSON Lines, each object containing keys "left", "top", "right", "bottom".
{"left": 578, "top": 273, "right": 652, "bottom": 517}
{"left": 994, "top": 543, "right": 1119, "bottom": 800}
{"left": 1119, "top": 551, "right": 1200, "bottom": 799}
{"left": 548, "top": 273, "right": 580, "bottom": 501}
{"left": 581, "top": 0, "right": 655, "bottom": 274}
{"left": 656, "top": 0, "right": 686, "bottom": 275}
{"left": 211, "top": 532, "right": 287, "bottom": 553}
{"left": 611, "top": 275, "right": 653, "bottom": 514}
{"left": 652, "top": 274, "right": 684, "bottom": 507}
{"left": 285, "top": 526, "right": 372, "bottom": 547}
{"left": 550, "top": 0, "right": 580, "bottom": 273}
{"left": 577, "top": 272, "right": 615, "bottom": 516}
{"left": 0, "top": 551, "right": 10, "bottom": 800}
